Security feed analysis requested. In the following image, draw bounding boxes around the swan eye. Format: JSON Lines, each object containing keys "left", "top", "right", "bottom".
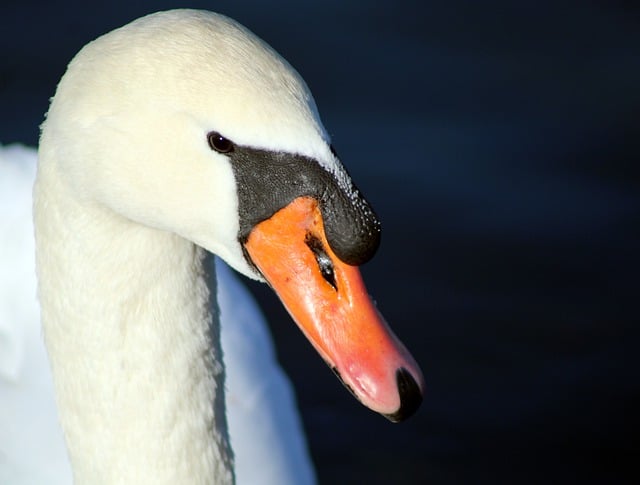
{"left": 305, "top": 233, "right": 337, "bottom": 291}
{"left": 207, "top": 131, "right": 234, "bottom": 153}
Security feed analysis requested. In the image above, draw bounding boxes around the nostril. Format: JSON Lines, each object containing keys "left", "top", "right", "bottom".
{"left": 305, "top": 233, "right": 337, "bottom": 290}
{"left": 383, "top": 367, "right": 423, "bottom": 423}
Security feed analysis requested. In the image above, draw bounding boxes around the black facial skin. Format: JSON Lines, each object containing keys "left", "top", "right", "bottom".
{"left": 208, "top": 131, "right": 381, "bottom": 266}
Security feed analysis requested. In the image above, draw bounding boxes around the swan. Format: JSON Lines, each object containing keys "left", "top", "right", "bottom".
{"left": 0, "top": 144, "right": 314, "bottom": 484}
{"left": 27, "top": 9, "right": 423, "bottom": 483}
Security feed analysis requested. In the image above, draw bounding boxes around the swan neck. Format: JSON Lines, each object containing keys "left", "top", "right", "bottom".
{"left": 33, "top": 166, "right": 233, "bottom": 484}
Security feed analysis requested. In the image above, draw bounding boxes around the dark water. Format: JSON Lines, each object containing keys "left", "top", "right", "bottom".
{"left": 2, "top": 1, "right": 638, "bottom": 483}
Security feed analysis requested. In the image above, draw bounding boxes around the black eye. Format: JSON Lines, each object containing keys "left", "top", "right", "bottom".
{"left": 207, "top": 131, "right": 234, "bottom": 153}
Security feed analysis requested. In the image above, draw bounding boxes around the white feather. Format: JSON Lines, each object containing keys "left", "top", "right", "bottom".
{"left": 1, "top": 128, "right": 314, "bottom": 483}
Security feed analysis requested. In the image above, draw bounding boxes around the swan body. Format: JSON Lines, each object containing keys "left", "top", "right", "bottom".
{"left": 27, "top": 9, "right": 423, "bottom": 484}
{"left": 0, "top": 144, "right": 315, "bottom": 484}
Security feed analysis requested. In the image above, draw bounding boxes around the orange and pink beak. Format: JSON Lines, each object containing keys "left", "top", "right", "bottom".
{"left": 244, "top": 196, "right": 424, "bottom": 421}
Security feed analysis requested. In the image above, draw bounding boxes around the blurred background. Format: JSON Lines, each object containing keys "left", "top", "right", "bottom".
{"left": 1, "top": 1, "right": 638, "bottom": 483}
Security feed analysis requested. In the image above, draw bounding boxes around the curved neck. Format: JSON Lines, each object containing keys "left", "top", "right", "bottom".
{"left": 33, "top": 163, "right": 233, "bottom": 484}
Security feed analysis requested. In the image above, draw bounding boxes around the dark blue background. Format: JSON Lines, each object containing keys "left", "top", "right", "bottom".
{"left": 2, "top": 1, "right": 638, "bottom": 483}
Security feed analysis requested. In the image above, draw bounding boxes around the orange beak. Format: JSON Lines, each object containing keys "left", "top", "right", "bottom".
{"left": 244, "top": 196, "right": 424, "bottom": 421}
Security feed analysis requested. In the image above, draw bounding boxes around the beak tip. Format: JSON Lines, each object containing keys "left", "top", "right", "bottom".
{"left": 383, "top": 367, "right": 424, "bottom": 423}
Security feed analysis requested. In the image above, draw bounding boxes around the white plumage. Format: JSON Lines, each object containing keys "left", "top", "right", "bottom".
{"left": 0, "top": 143, "right": 315, "bottom": 484}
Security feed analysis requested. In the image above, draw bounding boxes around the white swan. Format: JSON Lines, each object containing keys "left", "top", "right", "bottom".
{"left": 23, "top": 9, "right": 423, "bottom": 484}
{"left": 0, "top": 144, "right": 315, "bottom": 484}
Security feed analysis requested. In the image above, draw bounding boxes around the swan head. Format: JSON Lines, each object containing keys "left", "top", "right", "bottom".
{"left": 39, "top": 9, "right": 423, "bottom": 420}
